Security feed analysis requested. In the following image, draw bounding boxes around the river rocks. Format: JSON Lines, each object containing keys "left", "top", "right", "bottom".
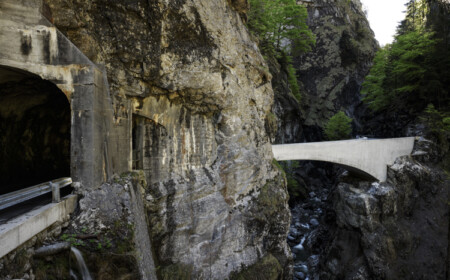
{"left": 287, "top": 177, "right": 333, "bottom": 279}
{"left": 286, "top": 138, "right": 449, "bottom": 280}
{"left": 309, "top": 218, "right": 319, "bottom": 227}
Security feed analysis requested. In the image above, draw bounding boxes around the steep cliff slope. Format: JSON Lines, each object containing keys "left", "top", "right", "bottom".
{"left": 271, "top": 0, "right": 377, "bottom": 144}
{"left": 321, "top": 139, "right": 449, "bottom": 279}
{"left": 273, "top": 1, "right": 449, "bottom": 279}
{"left": 294, "top": 0, "right": 377, "bottom": 137}
{"left": 42, "top": 0, "right": 291, "bottom": 278}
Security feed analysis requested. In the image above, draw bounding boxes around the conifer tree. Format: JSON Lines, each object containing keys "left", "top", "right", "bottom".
{"left": 248, "top": 0, "right": 315, "bottom": 55}
{"left": 324, "top": 111, "right": 353, "bottom": 140}
{"left": 362, "top": 0, "right": 448, "bottom": 114}
{"left": 247, "top": 0, "right": 315, "bottom": 102}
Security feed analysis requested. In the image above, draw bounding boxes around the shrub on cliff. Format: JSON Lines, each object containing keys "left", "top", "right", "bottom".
{"left": 247, "top": 0, "right": 315, "bottom": 55}
{"left": 420, "top": 104, "right": 450, "bottom": 135}
{"left": 247, "top": 0, "right": 315, "bottom": 102}
{"left": 324, "top": 111, "right": 353, "bottom": 140}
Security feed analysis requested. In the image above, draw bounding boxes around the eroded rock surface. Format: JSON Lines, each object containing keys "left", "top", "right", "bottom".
{"left": 295, "top": 0, "right": 377, "bottom": 133}
{"left": 43, "top": 0, "right": 291, "bottom": 278}
{"left": 321, "top": 139, "right": 449, "bottom": 279}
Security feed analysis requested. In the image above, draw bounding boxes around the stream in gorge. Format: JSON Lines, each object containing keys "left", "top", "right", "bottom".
{"left": 286, "top": 162, "right": 340, "bottom": 280}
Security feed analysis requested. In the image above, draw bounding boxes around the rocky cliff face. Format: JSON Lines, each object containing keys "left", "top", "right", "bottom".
{"left": 42, "top": 0, "right": 291, "bottom": 278}
{"left": 284, "top": 138, "right": 449, "bottom": 280}
{"left": 318, "top": 139, "right": 449, "bottom": 279}
{"left": 294, "top": 0, "right": 377, "bottom": 136}
{"left": 270, "top": 56, "right": 304, "bottom": 144}
{"left": 271, "top": 0, "right": 377, "bottom": 145}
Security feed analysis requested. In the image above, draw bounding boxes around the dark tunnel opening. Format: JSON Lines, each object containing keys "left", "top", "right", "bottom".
{"left": 0, "top": 67, "right": 70, "bottom": 195}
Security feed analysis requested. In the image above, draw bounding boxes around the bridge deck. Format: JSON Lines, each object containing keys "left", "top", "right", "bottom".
{"left": 272, "top": 137, "right": 416, "bottom": 182}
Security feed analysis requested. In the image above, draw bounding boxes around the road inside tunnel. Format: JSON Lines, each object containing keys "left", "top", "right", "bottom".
{"left": 0, "top": 67, "right": 70, "bottom": 195}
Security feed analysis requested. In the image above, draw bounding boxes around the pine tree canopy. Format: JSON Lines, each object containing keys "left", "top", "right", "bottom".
{"left": 247, "top": 0, "right": 315, "bottom": 55}
{"left": 361, "top": 0, "right": 449, "bottom": 116}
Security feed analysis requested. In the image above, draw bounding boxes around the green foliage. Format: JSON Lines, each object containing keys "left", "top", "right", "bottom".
{"left": 282, "top": 53, "right": 301, "bottom": 101}
{"left": 159, "top": 264, "right": 193, "bottom": 280}
{"left": 420, "top": 104, "right": 450, "bottom": 135}
{"left": 274, "top": 159, "right": 304, "bottom": 199}
{"left": 362, "top": 0, "right": 449, "bottom": 116}
{"left": 272, "top": 158, "right": 286, "bottom": 178}
{"left": 284, "top": 161, "right": 301, "bottom": 198}
{"left": 397, "top": 0, "right": 429, "bottom": 34}
{"left": 60, "top": 233, "right": 79, "bottom": 246}
{"left": 361, "top": 47, "right": 390, "bottom": 110}
{"left": 248, "top": 0, "right": 315, "bottom": 55}
{"left": 362, "top": 30, "right": 438, "bottom": 112}
{"left": 248, "top": 0, "right": 315, "bottom": 101}
{"left": 324, "top": 111, "right": 353, "bottom": 140}
{"left": 287, "top": 64, "right": 301, "bottom": 102}
{"left": 230, "top": 254, "right": 282, "bottom": 280}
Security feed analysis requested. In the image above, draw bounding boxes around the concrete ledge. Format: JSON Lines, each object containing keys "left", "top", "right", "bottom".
{"left": 0, "top": 195, "right": 77, "bottom": 258}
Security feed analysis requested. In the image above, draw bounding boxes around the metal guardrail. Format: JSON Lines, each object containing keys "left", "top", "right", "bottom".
{"left": 0, "top": 177, "right": 72, "bottom": 211}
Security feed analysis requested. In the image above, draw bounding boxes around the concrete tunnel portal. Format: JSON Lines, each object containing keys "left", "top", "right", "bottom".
{"left": 0, "top": 66, "right": 70, "bottom": 195}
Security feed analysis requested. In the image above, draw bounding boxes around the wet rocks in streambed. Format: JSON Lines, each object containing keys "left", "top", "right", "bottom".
{"left": 288, "top": 185, "right": 332, "bottom": 280}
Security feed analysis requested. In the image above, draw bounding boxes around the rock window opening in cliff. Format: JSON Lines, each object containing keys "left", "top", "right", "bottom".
{"left": 0, "top": 66, "right": 70, "bottom": 195}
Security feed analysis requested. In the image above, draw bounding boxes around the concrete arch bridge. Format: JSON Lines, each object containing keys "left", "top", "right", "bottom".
{"left": 272, "top": 137, "right": 416, "bottom": 182}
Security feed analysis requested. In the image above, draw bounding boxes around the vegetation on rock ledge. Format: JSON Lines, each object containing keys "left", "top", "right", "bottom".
{"left": 247, "top": 0, "right": 315, "bottom": 102}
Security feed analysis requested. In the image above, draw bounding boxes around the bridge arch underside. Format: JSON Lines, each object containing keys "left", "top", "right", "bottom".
{"left": 298, "top": 160, "right": 378, "bottom": 181}
{"left": 0, "top": 66, "right": 70, "bottom": 195}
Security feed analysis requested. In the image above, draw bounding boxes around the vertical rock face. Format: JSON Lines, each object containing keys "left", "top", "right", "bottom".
{"left": 270, "top": 56, "right": 304, "bottom": 144}
{"left": 322, "top": 139, "right": 449, "bottom": 279}
{"left": 295, "top": 0, "right": 377, "bottom": 134}
{"left": 45, "top": 0, "right": 291, "bottom": 278}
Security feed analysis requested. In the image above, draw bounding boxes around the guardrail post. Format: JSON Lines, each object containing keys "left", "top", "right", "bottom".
{"left": 51, "top": 182, "right": 60, "bottom": 203}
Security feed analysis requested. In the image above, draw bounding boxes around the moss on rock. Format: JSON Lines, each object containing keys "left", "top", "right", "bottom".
{"left": 230, "top": 254, "right": 283, "bottom": 280}
{"left": 159, "top": 263, "right": 194, "bottom": 280}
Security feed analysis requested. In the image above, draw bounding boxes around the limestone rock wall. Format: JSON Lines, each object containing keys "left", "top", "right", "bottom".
{"left": 44, "top": 0, "right": 291, "bottom": 278}
{"left": 295, "top": 0, "right": 377, "bottom": 135}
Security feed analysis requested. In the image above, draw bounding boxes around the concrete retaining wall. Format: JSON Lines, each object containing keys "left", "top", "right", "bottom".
{"left": 0, "top": 0, "right": 132, "bottom": 189}
{"left": 0, "top": 195, "right": 77, "bottom": 258}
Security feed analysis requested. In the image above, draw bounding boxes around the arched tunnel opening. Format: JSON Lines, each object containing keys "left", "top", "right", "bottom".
{"left": 0, "top": 66, "right": 70, "bottom": 195}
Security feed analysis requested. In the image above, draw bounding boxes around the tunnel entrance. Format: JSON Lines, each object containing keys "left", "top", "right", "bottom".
{"left": 0, "top": 66, "right": 70, "bottom": 195}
